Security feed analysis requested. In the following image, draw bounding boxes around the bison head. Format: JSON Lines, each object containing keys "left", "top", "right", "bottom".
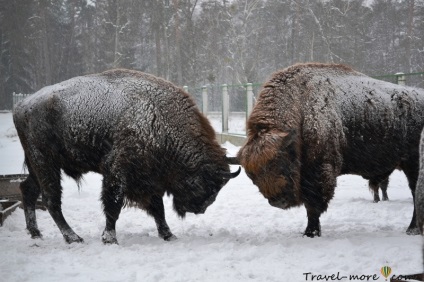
{"left": 238, "top": 126, "right": 301, "bottom": 209}
{"left": 172, "top": 161, "right": 240, "bottom": 217}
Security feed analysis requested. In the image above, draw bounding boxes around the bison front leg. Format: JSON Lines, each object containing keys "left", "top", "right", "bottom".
{"left": 146, "top": 195, "right": 177, "bottom": 241}
{"left": 101, "top": 180, "right": 124, "bottom": 244}
{"left": 304, "top": 207, "right": 321, "bottom": 238}
{"left": 302, "top": 163, "right": 336, "bottom": 238}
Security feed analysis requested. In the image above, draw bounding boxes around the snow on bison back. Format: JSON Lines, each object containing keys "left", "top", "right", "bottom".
{"left": 13, "top": 69, "right": 240, "bottom": 244}
{"left": 238, "top": 63, "right": 424, "bottom": 237}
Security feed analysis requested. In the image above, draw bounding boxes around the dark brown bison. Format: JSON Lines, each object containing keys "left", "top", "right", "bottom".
{"left": 13, "top": 69, "right": 240, "bottom": 244}
{"left": 238, "top": 63, "right": 424, "bottom": 237}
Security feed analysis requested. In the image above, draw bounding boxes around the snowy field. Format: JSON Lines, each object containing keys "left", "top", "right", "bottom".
{"left": 0, "top": 110, "right": 422, "bottom": 282}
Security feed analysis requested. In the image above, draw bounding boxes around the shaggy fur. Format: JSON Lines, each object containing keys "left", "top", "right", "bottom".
{"left": 13, "top": 69, "right": 239, "bottom": 244}
{"left": 238, "top": 63, "right": 424, "bottom": 237}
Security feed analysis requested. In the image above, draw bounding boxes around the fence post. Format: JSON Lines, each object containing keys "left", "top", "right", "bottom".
{"left": 395, "top": 73, "right": 405, "bottom": 85}
{"left": 246, "top": 83, "right": 254, "bottom": 120}
{"left": 222, "top": 84, "right": 229, "bottom": 133}
{"left": 201, "top": 85, "right": 208, "bottom": 114}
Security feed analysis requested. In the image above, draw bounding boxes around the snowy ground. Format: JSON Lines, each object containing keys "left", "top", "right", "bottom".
{"left": 0, "top": 111, "right": 422, "bottom": 282}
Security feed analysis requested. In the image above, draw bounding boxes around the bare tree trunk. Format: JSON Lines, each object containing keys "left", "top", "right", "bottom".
{"left": 155, "top": 29, "right": 162, "bottom": 77}
{"left": 39, "top": 2, "right": 52, "bottom": 85}
{"left": 113, "top": 2, "right": 121, "bottom": 68}
{"left": 406, "top": 0, "right": 415, "bottom": 72}
{"left": 173, "top": 0, "right": 183, "bottom": 84}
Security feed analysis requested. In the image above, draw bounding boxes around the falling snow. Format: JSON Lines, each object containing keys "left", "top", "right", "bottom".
{"left": 0, "top": 111, "right": 422, "bottom": 281}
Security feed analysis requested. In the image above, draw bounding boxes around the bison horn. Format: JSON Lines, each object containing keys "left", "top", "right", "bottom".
{"left": 222, "top": 166, "right": 241, "bottom": 179}
{"left": 226, "top": 156, "right": 239, "bottom": 165}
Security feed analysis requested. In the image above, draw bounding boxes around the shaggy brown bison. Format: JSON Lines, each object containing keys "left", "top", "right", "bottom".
{"left": 238, "top": 63, "right": 424, "bottom": 237}
{"left": 13, "top": 69, "right": 240, "bottom": 244}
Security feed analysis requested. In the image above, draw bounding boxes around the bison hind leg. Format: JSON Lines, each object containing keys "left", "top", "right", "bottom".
{"left": 369, "top": 180, "right": 381, "bottom": 203}
{"left": 379, "top": 178, "right": 389, "bottom": 201}
{"left": 20, "top": 174, "right": 42, "bottom": 239}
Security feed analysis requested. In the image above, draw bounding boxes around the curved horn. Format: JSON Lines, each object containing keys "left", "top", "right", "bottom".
{"left": 222, "top": 166, "right": 241, "bottom": 179}
{"left": 226, "top": 156, "right": 240, "bottom": 165}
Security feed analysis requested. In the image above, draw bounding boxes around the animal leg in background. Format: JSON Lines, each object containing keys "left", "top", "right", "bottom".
{"left": 101, "top": 176, "right": 124, "bottom": 244}
{"left": 379, "top": 178, "right": 389, "bottom": 201}
{"left": 369, "top": 178, "right": 389, "bottom": 203}
{"left": 145, "top": 195, "right": 177, "bottom": 241}
{"left": 19, "top": 168, "right": 42, "bottom": 239}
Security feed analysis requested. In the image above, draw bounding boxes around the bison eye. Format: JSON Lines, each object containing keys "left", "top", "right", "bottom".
{"left": 255, "top": 124, "right": 268, "bottom": 132}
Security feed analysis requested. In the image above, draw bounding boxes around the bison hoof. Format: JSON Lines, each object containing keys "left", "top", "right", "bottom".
{"left": 406, "top": 227, "right": 420, "bottom": 235}
{"left": 102, "top": 230, "right": 118, "bottom": 244}
{"left": 28, "top": 228, "right": 42, "bottom": 239}
{"left": 64, "top": 234, "right": 84, "bottom": 244}
{"left": 163, "top": 234, "right": 177, "bottom": 241}
{"left": 303, "top": 229, "right": 321, "bottom": 238}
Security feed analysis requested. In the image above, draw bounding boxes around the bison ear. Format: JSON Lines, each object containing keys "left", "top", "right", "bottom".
{"left": 262, "top": 128, "right": 296, "bottom": 149}
{"left": 276, "top": 128, "right": 297, "bottom": 148}
{"left": 238, "top": 128, "right": 297, "bottom": 172}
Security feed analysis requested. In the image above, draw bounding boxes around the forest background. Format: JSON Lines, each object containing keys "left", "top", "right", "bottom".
{"left": 0, "top": 0, "right": 423, "bottom": 109}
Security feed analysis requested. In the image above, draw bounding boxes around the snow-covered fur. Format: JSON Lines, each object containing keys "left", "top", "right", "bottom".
{"left": 13, "top": 69, "right": 239, "bottom": 244}
{"left": 238, "top": 63, "right": 424, "bottom": 237}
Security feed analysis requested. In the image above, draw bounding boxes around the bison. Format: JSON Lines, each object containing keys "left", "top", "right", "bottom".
{"left": 238, "top": 63, "right": 424, "bottom": 237}
{"left": 13, "top": 69, "right": 240, "bottom": 244}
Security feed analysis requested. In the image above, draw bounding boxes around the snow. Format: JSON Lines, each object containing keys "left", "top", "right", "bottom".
{"left": 0, "top": 111, "right": 422, "bottom": 281}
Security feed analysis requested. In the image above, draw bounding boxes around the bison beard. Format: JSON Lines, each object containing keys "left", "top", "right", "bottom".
{"left": 238, "top": 63, "right": 424, "bottom": 238}
{"left": 13, "top": 69, "right": 240, "bottom": 244}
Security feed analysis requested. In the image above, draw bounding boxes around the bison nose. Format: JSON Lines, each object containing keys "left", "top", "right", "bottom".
{"left": 268, "top": 197, "right": 290, "bottom": 209}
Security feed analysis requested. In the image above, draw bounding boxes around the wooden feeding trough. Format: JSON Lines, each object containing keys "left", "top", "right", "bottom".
{"left": 0, "top": 174, "right": 44, "bottom": 226}
{"left": 0, "top": 174, "right": 26, "bottom": 226}
{"left": 0, "top": 200, "right": 21, "bottom": 226}
{"left": 0, "top": 174, "right": 27, "bottom": 200}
